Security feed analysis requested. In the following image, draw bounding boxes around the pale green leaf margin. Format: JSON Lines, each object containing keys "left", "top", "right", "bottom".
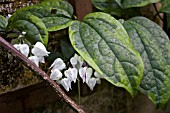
{"left": 69, "top": 12, "right": 144, "bottom": 96}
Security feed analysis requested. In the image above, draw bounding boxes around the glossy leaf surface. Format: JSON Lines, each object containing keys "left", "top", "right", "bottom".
{"left": 122, "top": 0, "right": 160, "bottom": 8}
{"left": 69, "top": 12, "right": 144, "bottom": 96}
{"left": 92, "top": 0, "right": 121, "bottom": 16}
{"left": 20, "top": 0, "right": 73, "bottom": 31}
{"left": 92, "top": 0, "right": 160, "bottom": 11}
{"left": 123, "top": 17, "right": 170, "bottom": 108}
{"left": 7, "top": 11, "right": 48, "bottom": 46}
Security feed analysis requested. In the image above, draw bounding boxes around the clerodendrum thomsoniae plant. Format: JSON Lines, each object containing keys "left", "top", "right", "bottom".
{"left": 0, "top": 0, "right": 170, "bottom": 109}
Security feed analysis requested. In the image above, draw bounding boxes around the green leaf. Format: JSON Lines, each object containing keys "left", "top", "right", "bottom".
{"left": 0, "top": 15, "right": 7, "bottom": 31}
{"left": 160, "top": 0, "right": 170, "bottom": 13}
{"left": 92, "top": 0, "right": 122, "bottom": 16}
{"left": 7, "top": 11, "right": 48, "bottom": 46}
{"left": 60, "top": 36, "right": 75, "bottom": 59}
{"left": 122, "top": 0, "right": 160, "bottom": 8}
{"left": 69, "top": 12, "right": 144, "bottom": 96}
{"left": 167, "top": 14, "right": 170, "bottom": 29}
{"left": 123, "top": 16, "right": 170, "bottom": 108}
{"left": 19, "top": 0, "right": 74, "bottom": 31}
{"left": 92, "top": 0, "right": 160, "bottom": 11}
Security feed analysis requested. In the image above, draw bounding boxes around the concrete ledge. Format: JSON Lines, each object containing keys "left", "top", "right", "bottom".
{"left": 0, "top": 82, "right": 59, "bottom": 113}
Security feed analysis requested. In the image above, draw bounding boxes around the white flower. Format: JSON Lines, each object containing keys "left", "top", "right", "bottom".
{"left": 94, "top": 71, "right": 102, "bottom": 84}
{"left": 79, "top": 67, "right": 93, "bottom": 83}
{"left": 50, "top": 69, "right": 62, "bottom": 80}
{"left": 28, "top": 56, "right": 45, "bottom": 67}
{"left": 31, "top": 42, "right": 50, "bottom": 57}
{"left": 6, "top": 14, "right": 12, "bottom": 19}
{"left": 70, "top": 54, "right": 83, "bottom": 69}
{"left": 28, "top": 56, "right": 40, "bottom": 66}
{"left": 13, "top": 44, "right": 29, "bottom": 57}
{"left": 13, "top": 44, "right": 20, "bottom": 50}
{"left": 87, "top": 77, "right": 96, "bottom": 90}
{"left": 64, "top": 68, "right": 77, "bottom": 83}
{"left": 60, "top": 78, "right": 72, "bottom": 92}
{"left": 50, "top": 58, "right": 66, "bottom": 71}
{"left": 22, "top": 31, "right": 26, "bottom": 35}
{"left": 19, "top": 44, "right": 29, "bottom": 57}
{"left": 38, "top": 56, "right": 45, "bottom": 63}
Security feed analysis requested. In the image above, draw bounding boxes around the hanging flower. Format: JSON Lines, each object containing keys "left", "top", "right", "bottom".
{"left": 31, "top": 42, "right": 50, "bottom": 57}
{"left": 70, "top": 54, "right": 84, "bottom": 69}
{"left": 60, "top": 78, "right": 72, "bottom": 92}
{"left": 50, "top": 69, "right": 62, "bottom": 81}
{"left": 50, "top": 58, "right": 66, "bottom": 71}
{"left": 87, "top": 77, "right": 97, "bottom": 90}
{"left": 28, "top": 56, "right": 40, "bottom": 66}
{"left": 13, "top": 44, "right": 29, "bottom": 57}
{"left": 28, "top": 55, "right": 45, "bottom": 67}
{"left": 6, "top": 14, "right": 12, "bottom": 19}
{"left": 94, "top": 71, "right": 102, "bottom": 84}
{"left": 79, "top": 67, "right": 93, "bottom": 84}
{"left": 22, "top": 31, "right": 26, "bottom": 35}
{"left": 64, "top": 68, "right": 78, "bottom": 83}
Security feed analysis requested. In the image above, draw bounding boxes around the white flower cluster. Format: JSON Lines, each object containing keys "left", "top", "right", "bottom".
{"left": 13, "top": 40, "right": 102, "bottom": 92}
{"left": 49, "top": 54, "right": 102, "bottom": 91}
{"left": 13, "top": 41, "right": 50, "bottom": 67}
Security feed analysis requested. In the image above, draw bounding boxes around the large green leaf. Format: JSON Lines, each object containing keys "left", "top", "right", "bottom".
{"left": 160, "top": 0, "right": 170, "bottom": 13}
{"left": 123, "top": 17, "right": 170, "bottom": 108}
{"left": 7, "top": 11, "right": 48, "bottom": 46}
{"left": 92, "top": 0, "right": 160, "bottom": 10}
{"left": 122, "top": 0, "right": 160, "bottom": 8}
{"left": 0, "top": 15, "right": 7, "bottom": 31}
{"left": 69, "top": 12, "right": 144, "bottom": 96}
{"left": 92, "top": 0, "right": 122, "bottom": 16}
{"left": 19, "top": 0, "right": 73, "bottom": 31}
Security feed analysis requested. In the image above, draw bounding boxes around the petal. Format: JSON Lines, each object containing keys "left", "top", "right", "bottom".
{"left": 58, "top": 63, "right": 66, "bottom": 70}
{"left": 13, "top": 44, "right": 21, "bottom": 50}
{"left": 64, "top": 68, "right": 71, "bottom": 79}
{"left": 64, "top": 68, "right": 78, "bottom": 83}
{"left": 70, "top": 54, "right": 78, "bottom": 67}
{"left": 94, "top": 71, "right": 102, "bottom": 78}
{"left": 50, "top": 58, "right": 66, "bottom": 71}
{"left": 96, "top": 78, "right": 101, "bottom": 84}
{"left": 32, "top": 42, "right": 50, "bottom": 56}
{"left": 61, "top": 78, "right": 71, "bottom": 92}
{"left": 87, "top": 77, "right": 96, "bottom": 90}
{"left": 20, "top": 44, "right": 29, "bottom": 57}
{"left": 50, "top": 69, "right": 62, "bottom": 80}
{"left": 22, "top": 31, "right": 26, "bottom": 35}
{"left": 79, "top": 67, "right": 86, "bottom": 83}
{"left": 38, "top": 56, "right": 45, "bottom": 63}
{"left": 28, "top": 56, "right": 40, "bottom": 66}
{"left": 77, "top": 55, "right": 84, "bottom": 67}
{"left": 85, "top": 68, "right": 93, "bottom": 83}
{"left": 72, "top": 68, "right": 78, "bottom": 83}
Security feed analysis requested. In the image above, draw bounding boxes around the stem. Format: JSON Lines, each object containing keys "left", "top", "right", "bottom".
{"left": 78, "top": 77, "right": 81, "bottom": 105}
{"left": 153, "top": 3, "right": 163, "bottom": 22}
{"left": 0, "top": 36, "right": 86, "bottom": 113}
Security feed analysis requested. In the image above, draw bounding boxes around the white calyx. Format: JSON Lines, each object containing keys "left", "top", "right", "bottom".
{"left": 60, "top": 78, "right": 72, "bottom": 92}
{"left": 50, "top": 69, "right": 63, "bottom": 81}
{"left": 31, "top": 42, "right": 50, "bottom": 57}
{"left": 50, "top": 58, "right": 66, "bottom": 71}
{"left": 13, "top": 43, "right": 29, "bottom": 57}
{"left": 64, "top": 68, "right": 78, "bottom": 83}
{"left": 70, "top": 54, "right": 84, "bottom": 69}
